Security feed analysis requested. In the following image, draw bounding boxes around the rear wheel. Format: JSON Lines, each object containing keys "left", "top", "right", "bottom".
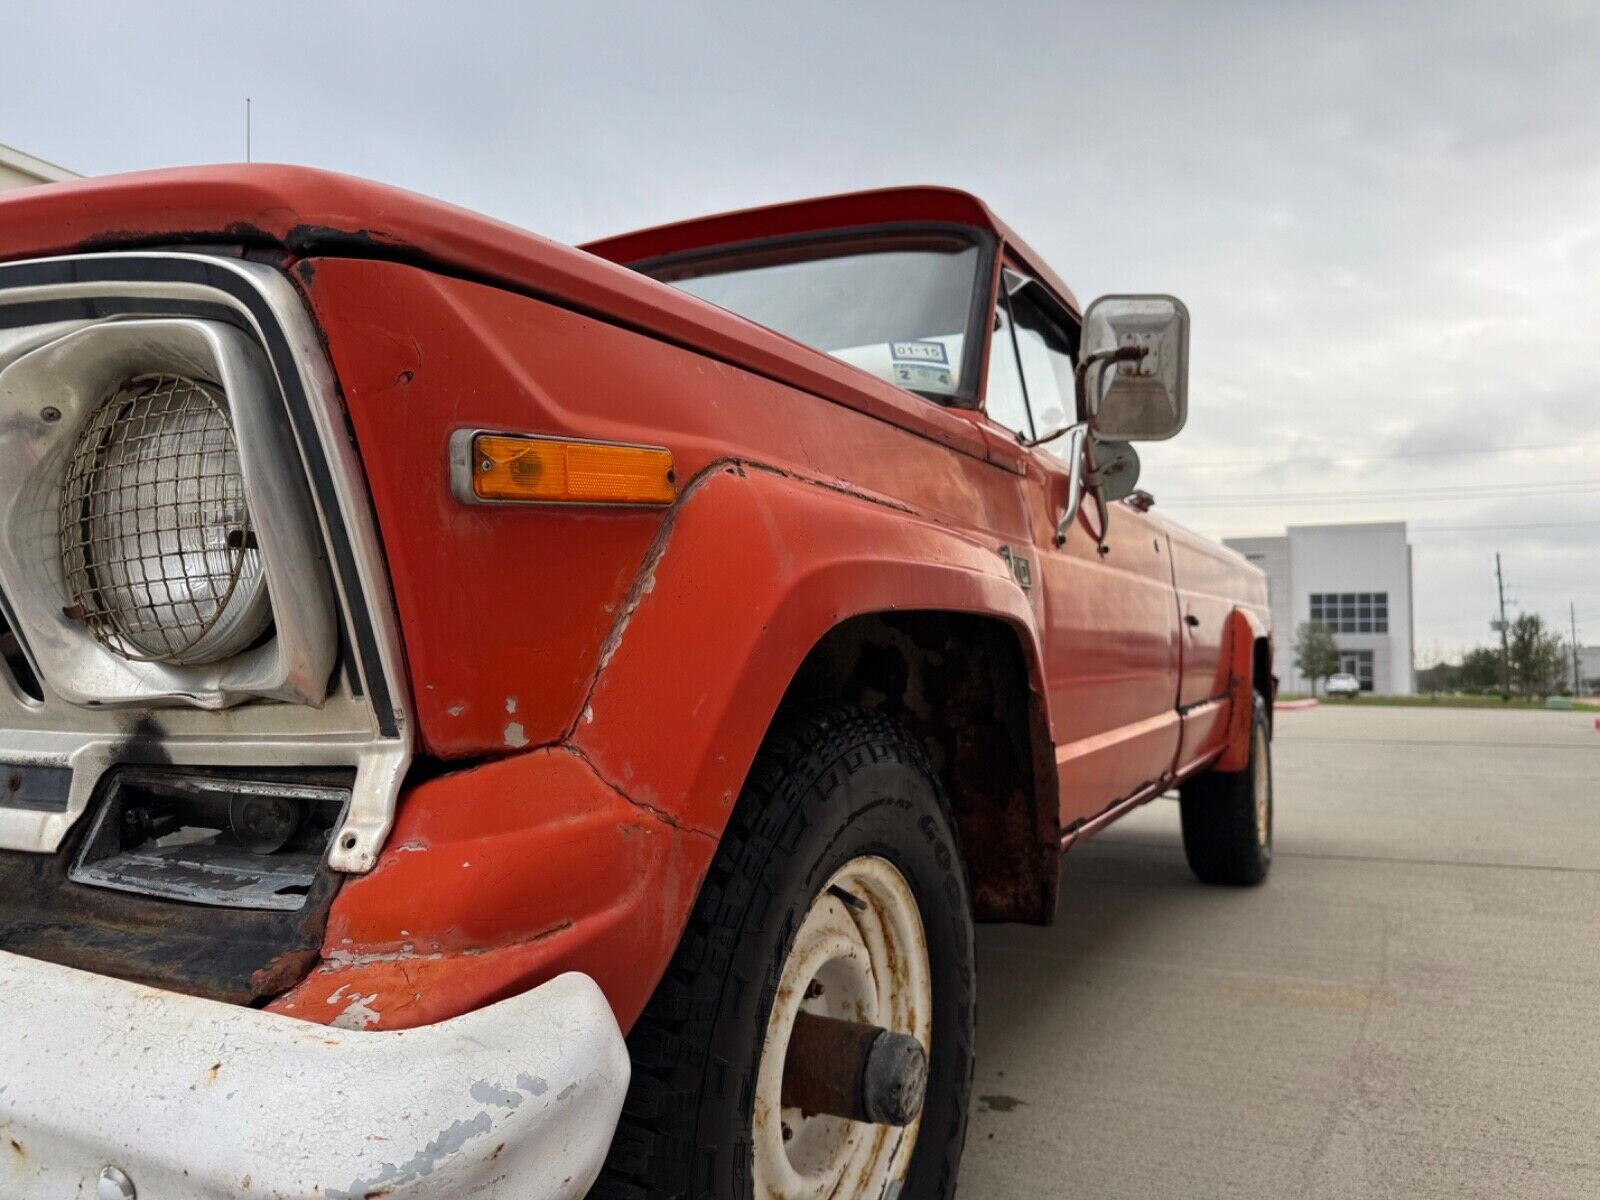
{"left": 593, "top": 706, "right": 975, "bottom": 1200}
{"left": 1179, "top": 693, "right": 1273, "bottom": 886}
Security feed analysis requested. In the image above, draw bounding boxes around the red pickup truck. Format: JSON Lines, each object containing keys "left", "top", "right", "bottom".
{"left": 0, "top": 169, "right": 1271, "bottom": 1200}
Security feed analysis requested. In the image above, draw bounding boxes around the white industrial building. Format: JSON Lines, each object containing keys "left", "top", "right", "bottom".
{"left": 1225, "top": 522, "right": 1415, "bottom": 695}
{"left": 1579, "top": 645, "right": 1600, "bottom": 696}
{"left": 0, "top": 142, "right": 77, "bottom": 192}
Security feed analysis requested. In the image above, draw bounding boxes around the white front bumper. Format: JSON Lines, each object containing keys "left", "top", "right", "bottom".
{"left": 0, "top": 950, "right": 629, "bottom": 1199}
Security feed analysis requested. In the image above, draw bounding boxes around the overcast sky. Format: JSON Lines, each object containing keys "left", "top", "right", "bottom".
{"left": 4, "top": 0, "right": 1595, "bottom": 658}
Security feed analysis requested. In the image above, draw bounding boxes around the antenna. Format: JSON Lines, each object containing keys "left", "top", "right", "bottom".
{"left": 246, "top": 97, "right": 252, "bottom": 163}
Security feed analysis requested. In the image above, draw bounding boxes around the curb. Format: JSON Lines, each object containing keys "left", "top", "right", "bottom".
{"left": 1274, "top": 698, "right": 1320, "bottom": 711}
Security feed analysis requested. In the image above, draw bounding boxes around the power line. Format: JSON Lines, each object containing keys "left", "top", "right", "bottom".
{"left": 1170, "top": 479, "right": 1600, "bottom": 502}
{"left": 1407, "top": 520, "right": 1600, "bottom": 533}
{"left": 1170, "top": 438, "right": 1600, "bottom": 471}
{"left": 1167, "top": 480, "right": 1600, "bottom": 506}
{"left": 1510, "top": 585, "right": 1600, "bottom": 597}
{"left": 1192, "top": 519, "right": 1600, "bottom": 540}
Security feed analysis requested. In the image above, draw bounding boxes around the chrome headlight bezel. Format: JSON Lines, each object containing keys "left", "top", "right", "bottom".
{"left": 0, "top": 316, "right": 336, "bottom": 708}
{"left": 0, "top": 251, "right": 412, "bottom": 878}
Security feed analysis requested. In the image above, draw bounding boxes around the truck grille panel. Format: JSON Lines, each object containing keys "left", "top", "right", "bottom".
{"left": 0, "top": 585, "right": 43, "bottom": 702}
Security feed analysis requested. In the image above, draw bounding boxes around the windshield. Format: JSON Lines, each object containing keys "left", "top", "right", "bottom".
{"left": 644, "top": 235, "right": 983, "bottom": 400}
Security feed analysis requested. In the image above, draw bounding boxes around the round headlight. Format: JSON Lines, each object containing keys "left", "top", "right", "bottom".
{"left": 58, "top": 374, "right": 271, "bottom": 665}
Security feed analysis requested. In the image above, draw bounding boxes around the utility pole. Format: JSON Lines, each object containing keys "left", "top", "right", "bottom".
{"left": 1495, "top": 553, "right": 1511, "bottom": 699}
{"left": 246, "top": 98, "right": 252, "bottom": 163}
{"left": 1572, "top": 601, "right": 1582, "bottom": 695}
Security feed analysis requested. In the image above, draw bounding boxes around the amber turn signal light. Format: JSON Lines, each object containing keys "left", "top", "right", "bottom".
{"left": 462, "top": 433, "right": 677, "bottom": 506}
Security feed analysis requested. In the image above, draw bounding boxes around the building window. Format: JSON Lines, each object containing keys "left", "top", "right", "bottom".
{"left": 1310, "top": 591, "right": 1388, "bottom": 634}
{"left": 1338, "top": 648, "right": 1375, "bottom": 691}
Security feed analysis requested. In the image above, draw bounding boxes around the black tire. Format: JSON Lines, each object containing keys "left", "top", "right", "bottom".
{"left": 592, "top": 705, "right": 975, "bottom": 1200}
{"left": 1179, "top": 694, "right": 1273, "bottom": 886}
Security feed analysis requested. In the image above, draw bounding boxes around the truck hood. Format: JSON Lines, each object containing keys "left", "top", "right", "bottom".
{"left": 0, "top": 164, "right": 995, "bottom": 464}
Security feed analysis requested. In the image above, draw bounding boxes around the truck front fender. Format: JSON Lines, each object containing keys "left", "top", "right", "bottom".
{"left": 287, "top": 459, "right": 1051, "bottom": 1031}
{"left": 569, "top": 459, "right": 1049, "bottom": 840}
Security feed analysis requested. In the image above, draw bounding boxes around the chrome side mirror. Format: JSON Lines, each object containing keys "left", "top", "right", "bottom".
{"left": 1087, "top": 440, "right": 1140, "bottom": 502}
{"left": 1079, "top": 295, "right": 1189, "bottom": 441}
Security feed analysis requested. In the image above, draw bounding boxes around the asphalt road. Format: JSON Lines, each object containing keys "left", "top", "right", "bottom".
{"left": 962, "top": 704, "right": 1600, "bottom": 1199}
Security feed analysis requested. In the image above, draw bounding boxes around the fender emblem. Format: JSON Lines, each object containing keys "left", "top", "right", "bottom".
{"left": 999, "top": 546, "right": 1032, "bottom": 590}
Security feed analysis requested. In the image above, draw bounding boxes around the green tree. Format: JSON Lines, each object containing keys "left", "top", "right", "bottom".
{"left": 1457, "top": 646, "right": 1504, "bottom": 693}
{"left": 1508, "top": 613, "right": 1565, "bottom": 697}
{"left": 1417, "top": 662, "right": 1462, "bottom": 693}
{"left": 1293, "top": 620, "right": 1340, "bottom": 695}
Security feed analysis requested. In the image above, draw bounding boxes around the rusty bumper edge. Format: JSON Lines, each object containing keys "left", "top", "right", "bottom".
{"left": 0, "top": 950, "right": 628, "bottom": 1200}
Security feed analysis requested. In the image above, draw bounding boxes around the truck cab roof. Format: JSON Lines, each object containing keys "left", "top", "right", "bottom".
{"left": 581, "top": 185, "right": 1081, "bottom": 318}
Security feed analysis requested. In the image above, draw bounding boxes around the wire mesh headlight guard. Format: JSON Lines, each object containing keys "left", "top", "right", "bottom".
{"left": 0, "top": 316, "right": 335, "bottom": 709}
{"left": 58, "top": 373, "right": 272, "bottom": 666}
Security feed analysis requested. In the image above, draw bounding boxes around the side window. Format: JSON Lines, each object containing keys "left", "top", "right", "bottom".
{"left": 984, "top": 304, "right": 1034, "bottom": 441}
{"left": 1007, "top": 289, "right": 1078, "bottom": 444}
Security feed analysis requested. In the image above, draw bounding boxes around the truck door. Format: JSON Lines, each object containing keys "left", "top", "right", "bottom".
{"left": 986, "top": 285, "right": 1182, "bottom": 831}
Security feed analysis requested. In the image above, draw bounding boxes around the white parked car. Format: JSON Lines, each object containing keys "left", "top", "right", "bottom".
{"left": 1326, "top": 672, "right": 1362, "bottom": 697}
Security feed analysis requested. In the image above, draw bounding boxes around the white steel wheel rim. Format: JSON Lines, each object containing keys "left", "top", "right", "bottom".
{"left": 752, "top": 855, "right": 933, "bottom": 1200}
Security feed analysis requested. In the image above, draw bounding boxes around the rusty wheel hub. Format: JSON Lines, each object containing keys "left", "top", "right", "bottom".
{"left": 752, "top": 856, "right": 932, "bottom": 1199}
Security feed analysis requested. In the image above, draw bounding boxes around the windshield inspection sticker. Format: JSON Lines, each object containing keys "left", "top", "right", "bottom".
{"left": 889, "top": 340, "right": 954, "bottom": 391}
{"left": 890, "top": 340, "right": 948, "bottom": 364}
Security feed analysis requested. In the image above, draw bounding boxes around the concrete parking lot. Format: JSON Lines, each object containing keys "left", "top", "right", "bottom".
{"left": 964, "top": 705, "right": 1600, "bottom": 1199}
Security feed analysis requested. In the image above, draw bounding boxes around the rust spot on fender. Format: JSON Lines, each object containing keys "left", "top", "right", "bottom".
{"left": 249, "top": 948, "right": 321, "bottom": 998}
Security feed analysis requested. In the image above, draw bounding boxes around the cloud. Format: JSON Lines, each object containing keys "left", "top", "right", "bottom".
{"left": 2, "top": 0, "right": 1594, "bottom": 655}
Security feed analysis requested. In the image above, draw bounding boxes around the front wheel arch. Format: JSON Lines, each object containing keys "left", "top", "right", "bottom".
{"left": 780, "top": 610, "right": 1061, "bottom": 925}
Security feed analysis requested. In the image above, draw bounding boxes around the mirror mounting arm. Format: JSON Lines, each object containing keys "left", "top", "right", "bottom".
{"left": 1074, "top": 344, "right": 1149, "bottom": 425}
{"left": 1052, "top": 425, "right": 1117, "bottom": 554}
{"left": 1053, "top": 424, "right": 1089, "bottom": 547}
{"left": 1081, "top": 439, "right": 1113, "bottom": 557}
{"left": 1023, "top": 345, "right": 1148, "bottom": 450}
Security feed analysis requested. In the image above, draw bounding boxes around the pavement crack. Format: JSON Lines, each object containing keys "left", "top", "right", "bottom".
{"left": 1275, "top": 849, "right": 1600, "bottom": 875}
{"left": 1284, "top": 736, "right": 1598, "bottom": 753}
{"left": 1295, "top": 909, "right": 1390, "bottom": 1198}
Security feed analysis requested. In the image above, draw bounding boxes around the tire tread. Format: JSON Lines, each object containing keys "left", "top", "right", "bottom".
{"left": 1179, "top": 694, "right": 1272, "bottom": 887}
{"left": 592, "top": 705, "right": 965, "bottom": 1199}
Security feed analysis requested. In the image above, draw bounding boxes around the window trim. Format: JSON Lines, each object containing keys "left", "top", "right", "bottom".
{"left": 629, "top": 222, "right": 998, "bottom": 409}
{"left": 995, "top": 289, "right": 1036, "bottom": 442}
{"left": 987, "top": 260, "right": 1082, "bottom": 444}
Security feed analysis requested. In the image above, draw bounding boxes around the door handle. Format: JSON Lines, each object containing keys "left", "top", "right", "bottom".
{"left": 1184, "top": 614, "right": 1201, "bottom": 627}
